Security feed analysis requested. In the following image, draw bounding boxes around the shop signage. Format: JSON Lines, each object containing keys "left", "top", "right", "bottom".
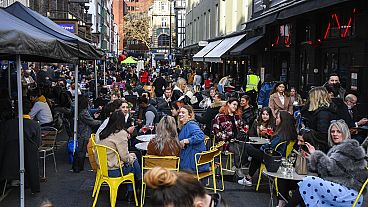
{"left": 57, "top": 23, "right": 76, "bottom": 33}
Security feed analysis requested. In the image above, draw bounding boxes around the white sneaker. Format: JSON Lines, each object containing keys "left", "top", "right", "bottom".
{"left": 237, "top": 177, "right": 252, "bottom": 186}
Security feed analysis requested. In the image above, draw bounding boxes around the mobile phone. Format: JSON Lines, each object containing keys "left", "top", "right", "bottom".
{"left": 300, "top": 145, "right": 309, "bottom": 153}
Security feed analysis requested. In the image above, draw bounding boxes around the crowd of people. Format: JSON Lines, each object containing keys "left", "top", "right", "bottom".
{"left": 0, "top": 62, "right": 368, "bottom": 207}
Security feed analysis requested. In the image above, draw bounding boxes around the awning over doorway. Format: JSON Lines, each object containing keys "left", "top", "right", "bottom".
{"left": 204, "top": 34, "right": 246, "bottom": 63}
{"left": 230, "top": 36, "right": 263, "bottom": 55}
{"left": 192, "top": 39, "right": 223, "bottom": 62}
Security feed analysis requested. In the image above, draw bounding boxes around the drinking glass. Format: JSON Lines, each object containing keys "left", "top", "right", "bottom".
{"left": 281, "top": 158, "right": 288, "bottom": 175}
{"left": 288, "top": 152, "right": 297, "bottom": 165}
{"left": 148, "top": 123, "right": 154, "bottom": 134}
{"left": 286, "top": 162, "right": 294, "bottom": 178}
{"left": 141, "top": 125, "right": 148, "bottom": 135}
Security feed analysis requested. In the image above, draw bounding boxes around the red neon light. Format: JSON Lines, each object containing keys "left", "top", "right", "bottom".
{"left": 342, "top": 17, "right": 352, "bottom": 38}
{"left": 324, "top": 8, "right": 356, "bottom": 39}
{"left": 333, "top": 13, "right": 340, "bottom": 28}
{"left": 324, "top": 22, "right": 331, "bottom": 40}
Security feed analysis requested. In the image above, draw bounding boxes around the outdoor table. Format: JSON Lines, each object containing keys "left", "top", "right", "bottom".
{"left": 136, "top": 134, "right": 155, "bottom": 142}
{"left": 262, "top": 168, "right": 310, "bottom": 207}
{"left": 135, "top": 142, "right": 149, "bottom": 151}
{"left": 247, "top": 137, "right": 270, "bottom": 145}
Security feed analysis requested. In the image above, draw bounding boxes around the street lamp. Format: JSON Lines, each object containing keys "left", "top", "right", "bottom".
{"left": 168, "top": 0, "right": 173, "bottom": 66}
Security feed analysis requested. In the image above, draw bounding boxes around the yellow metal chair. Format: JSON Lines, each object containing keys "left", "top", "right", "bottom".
{"left": 256, "top": 141, "right": 295, "bottom": 192}
{"left": 204, "top": 135, "right": 210, "bottom": 146}
{"left": 88, "top": 134, "right": 101, "bottom": 198}
{"left": 141, "top": 156, "right": 180, "bottom": 206}
{"left": 352, "top": 177, "right": 368, "bottom": 207}
{"left": 92, "top": 144, "right": 138, "bottom": 207}
{"left": 195, "top": 148, "right": 224, "bottom": 193}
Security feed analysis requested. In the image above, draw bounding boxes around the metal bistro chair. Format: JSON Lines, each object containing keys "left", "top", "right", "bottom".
{"left": 93, "top": 144, "right": 138, "bottom": 207}
{"left": 39, "top": 126, "right": 58, "bottom": 179}
{"left": 140, "top": 155, "right": 180, "bottom": 206}
{"left": 195, "top": 147, "right": 224, "bottom": 193}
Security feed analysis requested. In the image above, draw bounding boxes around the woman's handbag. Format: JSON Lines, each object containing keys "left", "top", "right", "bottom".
{"left": 294, "top": 152, "right": 308, "bottom": 175}
{"left": 263, "top": 149, "right": 282, "bottom": 172}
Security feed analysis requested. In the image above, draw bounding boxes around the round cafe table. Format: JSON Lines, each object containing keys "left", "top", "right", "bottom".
{"left": 262, "top": 168, "right": 310, "bottom": 207}
{"left": 136, "top": 134, "right": 155, "bottom": 142}
{"left": 247, "top": 137, "right": 270, "bottom": 145}
{"left": 135, "top": 142, "right": 149, "bottom": 151}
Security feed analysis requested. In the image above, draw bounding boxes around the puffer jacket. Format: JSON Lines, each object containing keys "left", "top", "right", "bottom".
{"left": 308, "top": 139, "right": 368, "bottom": 192}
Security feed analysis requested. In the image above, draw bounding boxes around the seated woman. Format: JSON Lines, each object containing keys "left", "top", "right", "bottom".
{"left": 238, "top": 111, "right": 297, "bottom": 186}
{"left": 178, "top": 105, "right": 208, "bottom": 172}
{"left": 147, "top": 116, "right": 181, "bottom": 156}
{"left": 213, "top": 97, "right": 246, "bottom": 146}
{"left": 276, "top": 128, "right": 317, "bottom": 207}
{"left": 213, "top": 97, "right": 246, "bottom": 168}
{"left": 286, "top": 120, "right": 368, "bottom": 207}
{"left": 144, "top": 167, "right": 227, "bottom": 207}
{"left": 248, "top": 107, "right": 275, "bottom": 137}
{"left": 98, "top": 111, "right": 141, "bottom": 200}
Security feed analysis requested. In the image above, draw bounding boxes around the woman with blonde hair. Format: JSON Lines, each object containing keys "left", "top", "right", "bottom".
{"left": 144, "top": 167, "right": 227, "bottom": 207}
{"left": 177, "top": 105, "right": 208, "bottom": 172}
{"left": 301, "top": 87, "right": 336, "bottom": 152}
{"left": 172, "top": 78, "right": 187, "bottom": 101}
{"left": 147, "top": 116, "right": 181, "bottom": 156}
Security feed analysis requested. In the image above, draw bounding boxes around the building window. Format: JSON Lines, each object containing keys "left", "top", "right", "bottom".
{"left": 158, "top": 34, "right": 170, "bottom": 47}
{"left": 162, "top": 17, "right": 167, "bottom": 27}
{"left": 272, "top": 23, "right": 292, "bottom": 47}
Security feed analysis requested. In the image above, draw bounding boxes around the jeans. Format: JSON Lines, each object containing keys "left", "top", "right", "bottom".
{"left": 108, "top": 159, "right": 142, "bottom": 191}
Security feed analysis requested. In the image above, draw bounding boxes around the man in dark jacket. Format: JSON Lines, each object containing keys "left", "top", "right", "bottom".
{"left": 138, "top": 96, "right": 159, "bottom": 126}
{"left": 152, "top": 73, "right": 167, "bottom": 97}
{"left": 0, "top": 100, "right": 41, "bottom": 193}
{"left": 155, "top": 87, "right": 173, "bottom": 117}
{"left": 196, "top": 93, "right": 223, "bottom": 136}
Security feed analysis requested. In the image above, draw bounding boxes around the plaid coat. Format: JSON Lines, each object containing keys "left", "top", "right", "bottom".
{"left": 213, "top": 113, "right": 245, "bottom": 143}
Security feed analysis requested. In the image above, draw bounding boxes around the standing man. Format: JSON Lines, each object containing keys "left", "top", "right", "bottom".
{"left": 245, "top": 69, "right": 260, "bottom": 107}
{"left": 323, "top": 73, "right": 346, "bottom": 98}
{"left": 152, "top": 73, "right": 167, "bottom": 98}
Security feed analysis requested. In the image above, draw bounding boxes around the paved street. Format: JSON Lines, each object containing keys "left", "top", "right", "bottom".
{"left": 0, "top": 131, "right": 271, "bottom": 207}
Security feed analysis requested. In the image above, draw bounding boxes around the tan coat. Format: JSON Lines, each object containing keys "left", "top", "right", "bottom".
{"left": 98, "top": 130, "right": 136, "bottom": 170}
{"left": 268, "top": 93, "right": 293, "bottom": 117}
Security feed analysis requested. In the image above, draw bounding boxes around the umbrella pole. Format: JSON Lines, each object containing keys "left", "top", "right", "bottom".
{"left": 73, "top": 64, "right": 79, "bottom": 154}
{"left": 16, "top": 55, "right": 25, "bottom": 207}
{"left": 8, "top": 62, "right": 11, "bottom": 97}
{"left": 94, "top": 60, "right": 98, "bottom": 99}
{"left": 103, "top": 61, "right": 106, "bottom": 86}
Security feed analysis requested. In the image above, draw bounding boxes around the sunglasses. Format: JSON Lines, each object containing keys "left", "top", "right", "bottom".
{"left": 330, "top": 119, "right": 346, "bottom": 124}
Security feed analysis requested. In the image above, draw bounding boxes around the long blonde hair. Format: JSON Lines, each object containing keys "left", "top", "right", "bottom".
{"left": 154, "top": 116, "right": 180, "bottom": 153}
{"left": 176, "top": 78, "right": 187, "bottom": 92}
{"left": 178, "top": 105, "right": 195, "bottom": 129}
{"left": 308, "top": 87, "right": 331, "bottom": 111}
